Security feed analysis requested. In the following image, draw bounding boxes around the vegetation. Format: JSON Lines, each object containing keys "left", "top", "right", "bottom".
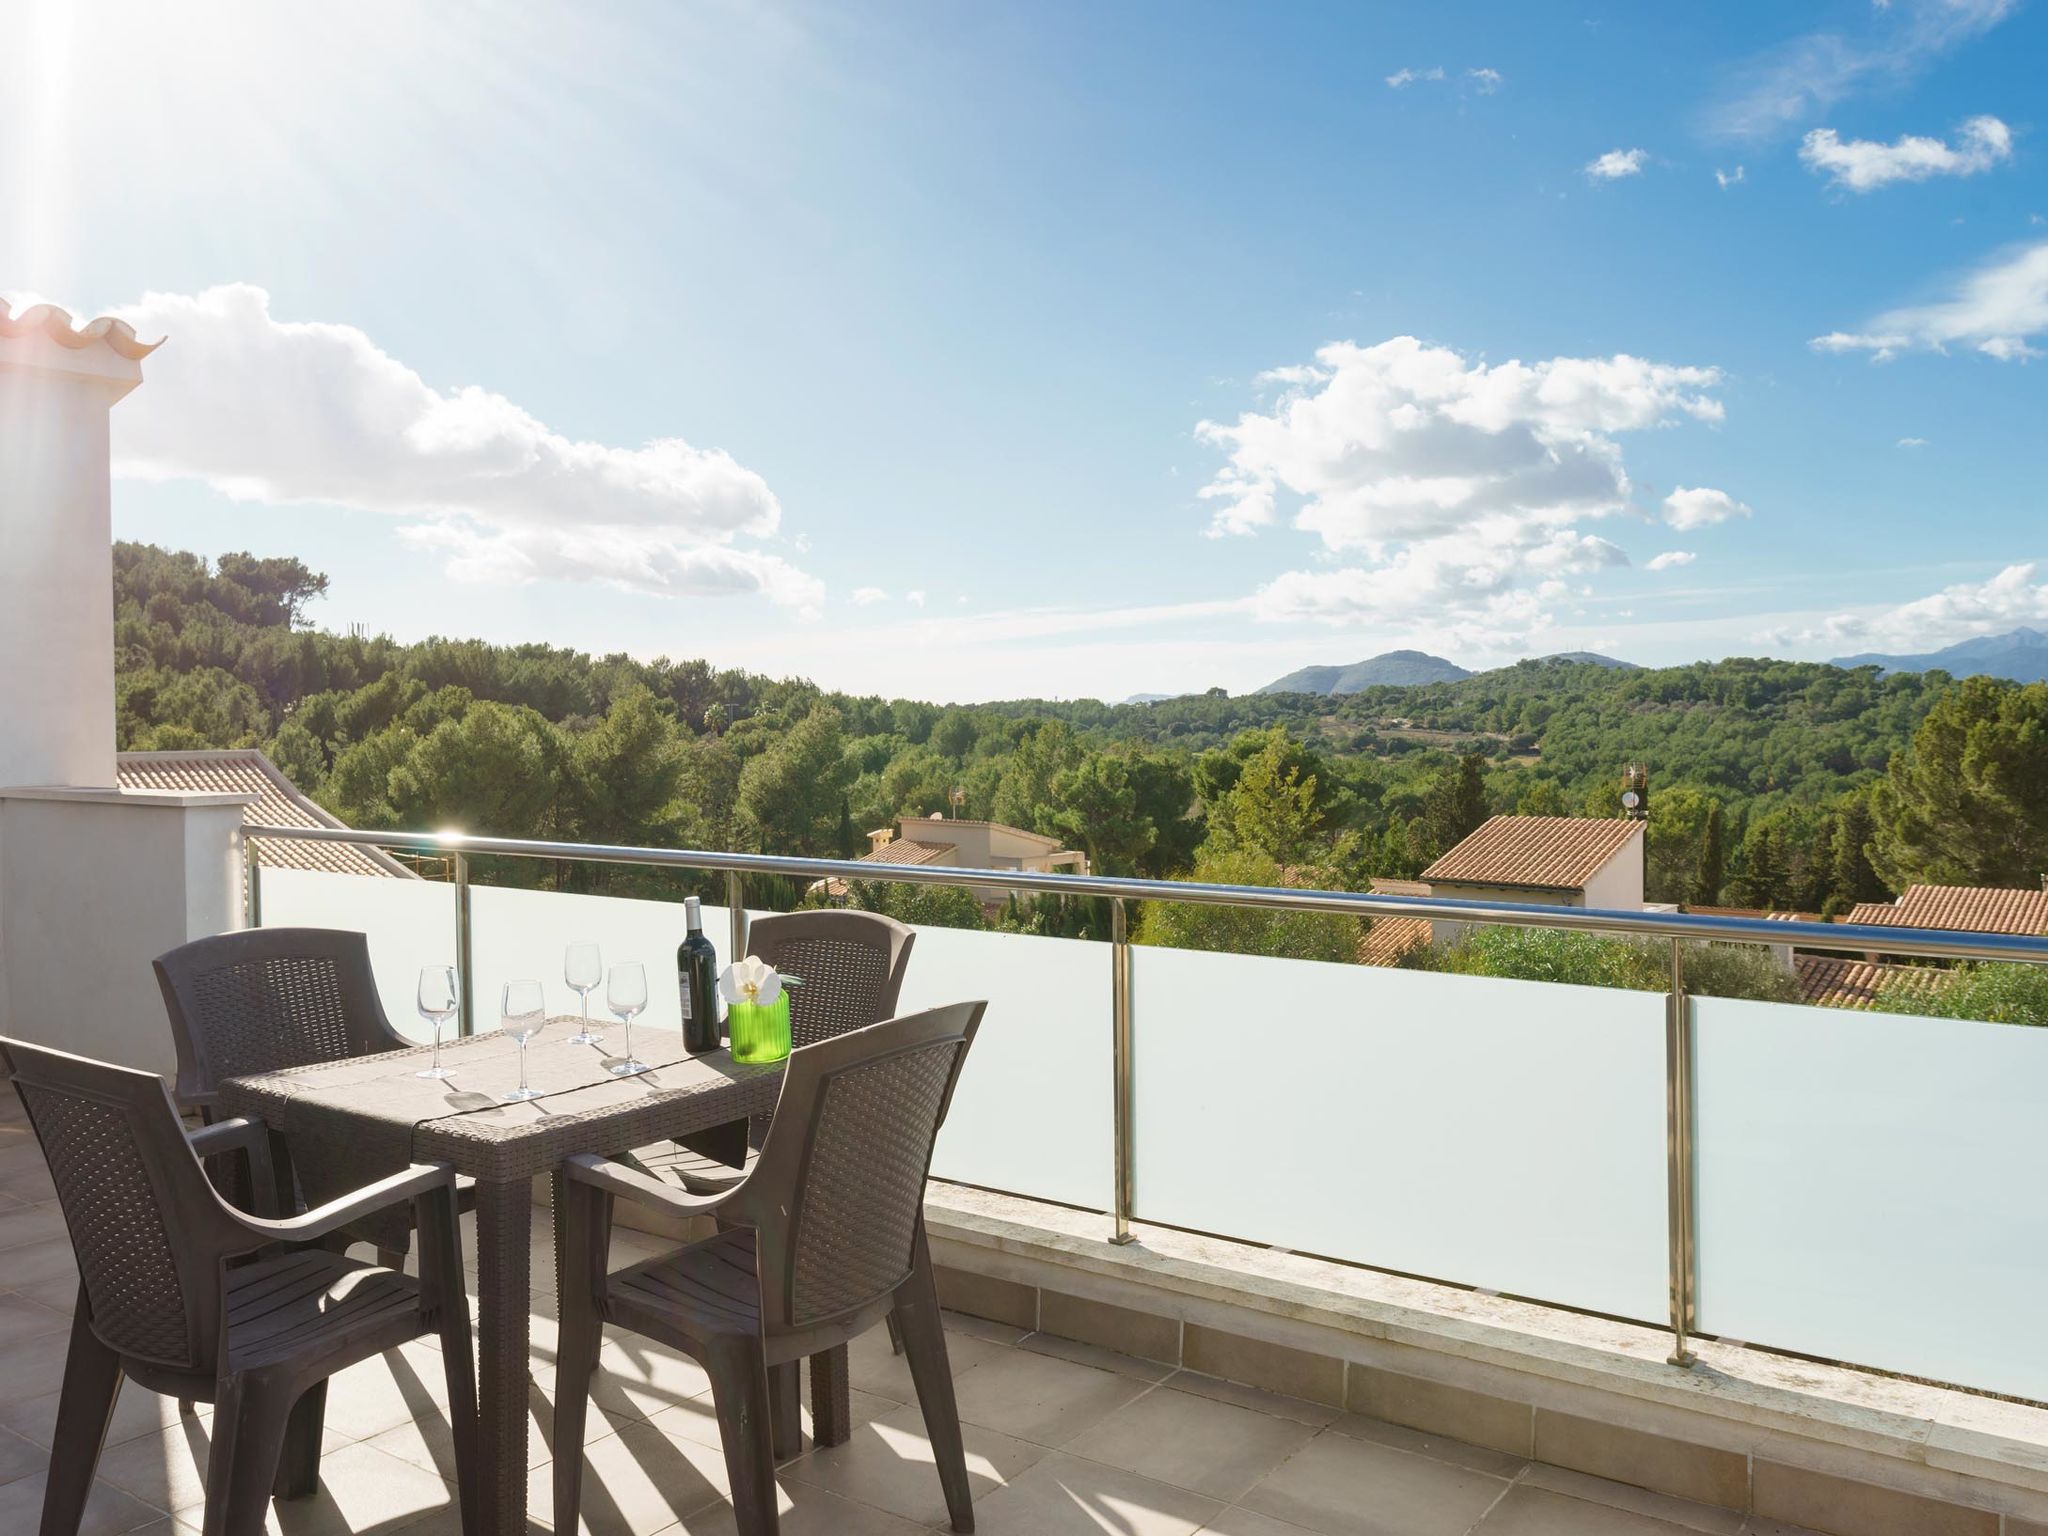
{"left": 110, "top": 544, "right": 2048, "bottom": 1007}
{"left": 1397, "top": 928, "right": 1804, "bottom": 1003}
{"left": 1876, "top": 964, "right": 2048, "bottom": 1028}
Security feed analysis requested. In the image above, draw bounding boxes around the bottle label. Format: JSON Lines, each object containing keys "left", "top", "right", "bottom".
{"left": 679, "top": 989, "right": 693, "bottom": 1019}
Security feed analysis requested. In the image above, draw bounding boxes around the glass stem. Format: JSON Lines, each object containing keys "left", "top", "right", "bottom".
{"left": 519, "top": 1039, "right": 529, "bottom": 1094}
{"left": 625, "top": 1017, "right": 634, "bottom": 1064}
{"left": 432, "top": 1021, "right": 442, "bottom": 1072}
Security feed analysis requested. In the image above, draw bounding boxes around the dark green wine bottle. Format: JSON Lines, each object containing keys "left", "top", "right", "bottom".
{"left": 677, "top": 895, "right": 720, "bottom": 1053}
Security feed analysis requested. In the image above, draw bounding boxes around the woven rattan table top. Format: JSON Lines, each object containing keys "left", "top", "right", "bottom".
{"left": 218, "top": 1020, "right": 785, "bottom": 1184}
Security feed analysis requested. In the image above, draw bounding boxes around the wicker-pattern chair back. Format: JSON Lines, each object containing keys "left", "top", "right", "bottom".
{"left": 746, "top": 1001, "right": 982, "bottom": 1332}
{"left": 155, "top": 927, "right": 406, "bottom": 1110}
{"left": 745, "top": 911, "right": 914, "bottom": 1050}
{"left": 2, "top": 1040, "right": 248, "bottom": 1372}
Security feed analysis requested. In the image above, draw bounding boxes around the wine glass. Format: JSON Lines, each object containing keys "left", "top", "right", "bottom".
{"left": 500, "top": 979, "right": 547, "bottom": 1102}
{"left": 416, "top": 965, "right": 458, "bottom": 1080}
{"left": 563, "top": 941, "right": 604, "bottom": 1046}
{"left": 606, "top": 962, "right": 648, "bottom": 1076}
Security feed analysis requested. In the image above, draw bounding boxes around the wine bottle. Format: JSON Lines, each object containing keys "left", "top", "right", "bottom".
{"left": 677, "top": 896, "right": 720, "bottom": 1053}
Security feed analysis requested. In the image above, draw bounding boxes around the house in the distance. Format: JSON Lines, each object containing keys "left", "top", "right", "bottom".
{"left": 824, "top": 814, "right": 1087, "bottom": 912}
{"left": 1844, "top": 882, "right": 2048, "bottom": 941}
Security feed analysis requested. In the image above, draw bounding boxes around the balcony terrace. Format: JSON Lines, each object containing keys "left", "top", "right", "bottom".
{"left": 10, "top": 821, "right": 2048, "bottom": 1535}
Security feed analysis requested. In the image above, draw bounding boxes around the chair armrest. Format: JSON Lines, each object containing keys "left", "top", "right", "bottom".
{"left": 186, "top": 1116, "right": 283, "bottom": 1217}
{"left": 232, "top": 1162, "right": 456, "bottom": 1246}
{"left": 565, "top": 1152, "right": 744, "bottom": 1223}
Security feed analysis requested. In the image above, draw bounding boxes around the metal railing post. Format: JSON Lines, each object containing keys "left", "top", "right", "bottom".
{"left": 1664, "top": 936, "right": 1698, "bottom": 1367}
{"left": 243, "top": 835, "right": 262, "bottom": 929}
{"left": 726, "top": 870, "right": 747, "bottom": 959}
{"left": 1111, "top": 896, "right": 1135, "bottom": 1245}
{"left": 454, "top": 851, "right": 475, "bottom": 1037}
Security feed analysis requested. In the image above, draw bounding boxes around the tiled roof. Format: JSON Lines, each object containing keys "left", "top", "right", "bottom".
{"left": 1794, "top": 953, "right": 1954, "bottom": 1010}
{"left": 1422, "top": 816, "right": 1642, "bottom": 891}
{"left": 897, "top": 816, "right": 1063, "bottom": 850}
{"left": 857, "top": 838, "right": 954, "bottom": 868}
{"left": 116, "top": 750, "right": 414, "bottom": 880}
{"left": 1360, "top": 916, "right": 1433, "bottom": 967}
{"left": 1684, "top": 905, "right": 1822, "bottom": 924}
{"left": 1843, "top": 884, "right": 2048, "bottom": 937}
{"left": 1369, "top": 878, "right": 1433, "bottom": 897}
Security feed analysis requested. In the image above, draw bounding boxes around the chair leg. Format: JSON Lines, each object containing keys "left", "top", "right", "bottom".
{"left": 809, "top": 1344, "right": 852, "bottom": 1448}
{"left": 417, "top": 1187, "right": 479, "bottom": 1536}
{"left": 270, "top": 1380, "right": 327, "bottom": 1500}
{"left": 895, "top": 1235, "right": 973, "bottom": 1534}
{"left": 551, "top": 1183, "right": 604, "bottom": 1536}
{"left": 202, "top": 1374, "right": 295, "bottom": 1536}
{"left": 40, "top": 1303, "right": 123, "bottom": 1536}
{"left": 706, "top": 1338, "right": 780, "bottom": 1536}
{"left": 768, "top": 1360, "right": 802, "bottom": 1461}
{"left": 886, "top": 1311, "right": 905, "bottom": 1355}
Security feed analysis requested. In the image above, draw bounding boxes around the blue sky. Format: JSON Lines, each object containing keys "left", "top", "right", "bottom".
{"left": 6, "top": 0, "right": 2046, "bottom": 701}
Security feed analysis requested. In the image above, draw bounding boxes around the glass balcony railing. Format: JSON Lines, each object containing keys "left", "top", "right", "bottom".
{"left": 240, "top": 823, "right": 2048, "bottom": 1404}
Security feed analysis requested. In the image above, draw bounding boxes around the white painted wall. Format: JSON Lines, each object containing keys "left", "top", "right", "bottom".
{"left": 1582, "top": 824, "right": 1646, "bottom": 911}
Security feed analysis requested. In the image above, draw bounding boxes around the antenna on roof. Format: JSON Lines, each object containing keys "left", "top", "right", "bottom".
{"left": 1620, "top": 763, "right": 1649, "bottom": 822}
{"left": 949, "top": 786, "right": 966, "bottom": 819}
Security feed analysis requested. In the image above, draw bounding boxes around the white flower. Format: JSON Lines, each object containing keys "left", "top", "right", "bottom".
{"left": 719, "top": 956, "right": 782, "bottom": 1007}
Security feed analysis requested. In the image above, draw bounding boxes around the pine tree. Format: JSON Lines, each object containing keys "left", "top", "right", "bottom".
{"left": 1689, "top": 799, "right": 1726, "bottom": 906}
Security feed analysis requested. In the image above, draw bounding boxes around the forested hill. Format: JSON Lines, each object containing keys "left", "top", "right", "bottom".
{"left": 114, "top": 543, "right": 2047, "bottom": 923}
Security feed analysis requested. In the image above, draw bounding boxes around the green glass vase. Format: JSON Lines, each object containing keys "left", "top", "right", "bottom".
{"left": 727, "top": 994, "right": 791, "bottom": 1063}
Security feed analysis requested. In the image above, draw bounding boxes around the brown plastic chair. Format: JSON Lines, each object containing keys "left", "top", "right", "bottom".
{"left": 555, "top": 1001, "right": 986, "bottom": 1536}
{"left": 1, "top": 1037, "right": 478, "bottom": 1536}
{"left": 154, "top": 926, "right": 471, "bottom": 1260}
{"left": 636, "top": 909, "right": 916, "bottom": 1194}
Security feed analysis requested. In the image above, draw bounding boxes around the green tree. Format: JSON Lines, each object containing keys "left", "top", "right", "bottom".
{"left": 1826, "top": 794, "right": 1889, "bottom": 914}
{"left": 1877, "top": 964, "right": 2048, "bottom": 1026}
{"left": 1137, "top": 849, "right": 1357, "bottom": 962}
{"left": 386, "top": 701, "right": 568, "bottom": 840}
{"left": 1401, "top": 928, "right": 1800, "bottom": 1002}
{"left": 568, "top": 687, "right": 687, "bottom": 856}
{"left": 1515, "top": 778, "right": 1570, "bottom": 816}
{"left": 844, "top": 879, "right": 987, "bottom": 931}
{"left": 1644, "top": 785, "right": 1714, "bottom": 905}
{"left": 1871, "top": 677, "right": 2048, "bottom": 888}
{"left": 1215, "top": 735, "right": 1325, "bottom": 867}
{"left": 1691, "top": 799, "right": 1727, "bottom": 905}
{"left": 989, "top": 721, "right": 1083, "bottom": 834}
{"left": 737, "top": 704, "right": 852, "bottom": 856}
{"left": 1048, "top": 753, "right": 1154, "bottom": 875}
{"left": 1421, "top": 752, "right": 1489, "bottom": 856}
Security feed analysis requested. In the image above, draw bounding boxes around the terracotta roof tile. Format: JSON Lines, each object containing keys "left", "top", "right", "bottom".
{"left": 1360, "top": 916, "right": 1433, "bottom": 966}
{"left": 1369, "top": 878, "right": 1433, "bottom": 897}
{"left": 856, "top": 838, "right": 954, "bottom": 868}
{"left": 1843, "top": 885, "right": 2048, "bottom": 937}
{"left": 116, "top": 751, "right": 413, "bottom": 880}
{"left": 1422, "top": 816, "right": 1642, "bottom": 891}
{"left": 1794, "top": 953, "right": 1953, "bottom": 1010}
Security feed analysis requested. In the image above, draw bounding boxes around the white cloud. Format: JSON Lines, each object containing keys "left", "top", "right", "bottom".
{"left": 1704, "top": 0, "right": 2014, "bottom": 142}
{"left": 1663, "top": 486, "right": 1753, "bottom": 530}
{"left": 1586, "top": 148, "right": 1648, "bottom": 180}
{"left": 905, "top": 590, "right": 927, "bottom": 608}
{"left": 1715, "top": 166, "right": 1746, "bottom": 189}
{"left": 851, "top": 587, "right": 890, "bottom": 605}
{"left": 1812, "top": 239, "right": 2048, "bottom": 360}
{"left": 1385, "top": 66, "right": 1446, "bottom": 88}
{"left": 1467, "top": 67, "right": 1504, "bottom": 93}
{"left": 1783, "top": 563, "right": 2048, "bottom": 650}
{"left": 1799, "top": 115, "right": 2012, "bottom": 192}
{"left": 1647, "top": 550, "right": 1698, "bottom": 570}
{"left": 1897, "top": 436, "right": 1929, "bottom": 447}
{"left": 85, "top": 284, "right": 820, "bottom": 612}
{"left": 1196, "top": 336, "right": 1727, "bottom": 639}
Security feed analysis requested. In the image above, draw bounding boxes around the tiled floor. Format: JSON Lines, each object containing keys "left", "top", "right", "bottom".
{"left": 0, "top": 1093, "right": 1817, "bottom": 1535}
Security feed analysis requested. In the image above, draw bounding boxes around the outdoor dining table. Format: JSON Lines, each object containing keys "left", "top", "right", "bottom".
{"left": 218, "top": 1022, "right": 787, "bottom": 1536}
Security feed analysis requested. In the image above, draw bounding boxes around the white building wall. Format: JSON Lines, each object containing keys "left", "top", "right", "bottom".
{"left": 1581, "top": 826, "right": 1646, "bottom": 911}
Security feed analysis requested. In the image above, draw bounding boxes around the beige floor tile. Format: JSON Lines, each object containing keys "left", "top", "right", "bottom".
{"left": 646, "top": 1380, "right": 893, "bottom": 1455}
{"left": 1196, "top": 1509, "right": 1331, "bottom": 1536}
{"left": 0, "top": 1288, "right": 69, "bottom": 1347}
{"left": 845, "top": 1317, "right": 1007, "bottom": 1404}
{"left": 781, "top": 1400, "right": 1045, "bottom": 1528}
{"left": 1061, "top": 1385, "right": 1320, "bottom": 1502}
{"left": 672, "top": 1483, "right": 931, "bottom": 1534}
{"left": 1474, "top": 1483, "right": 1709, "bottom": 1535}
{"left": 0, "top": 1470, "right": 166, "bottom": 1536}
{"left": 0, "top": 1324, "right": 84, "bottom": 1389}
{"left": 949, "top": 1346, "right": 1151, "bottom": 1446}
{"left": 365, "top": 1371, "right": 632, "bottom": 1479}
{"left": 582, "top": 1334, "right": 715, "bottom": 1419}
{"left": 0, "top": 1199, "right": 69, "bottom": 1253}
{"left": 94, "top": 1416, "right": 354, "bottom": 1515}
{"left": 318, "top": 1343, "right": 461, "bottom": 1442}
{"left": 2, "top": 1424, "right": 49, "bottom": 1486}
{"left": 944, "top": 1309, "right": 1033, "bottom": 1345}
{"left": 158, "top": 1442, "right": 462, "bottom": 1535}
{"left": 536, "top": 1416, "right": 735, "bottom": 1534}
{"left": 8, "top": 1266, "right": 80, "bottom": 1313}
{"left": 1165, "top": 1372, "right": 1339, "bottom": 1429}
{"left": 1326, "top": 1414, "right": 1529, "bottom": 1480}
{"left": 1237, "top": 1433, "right": 1512, "bottom": 1536}
{"left": 1517, "top": 1465, "right": 1746, "bottom": 1535}
{"left": 0, "top": 1380, "right": 212, "bottom": 1453}
{"left": 969, "top": 1450, "right": 1223, "bottom": 1535}
{"left": 1019, "top": 1331, "right": 1176, "bottom": 1383}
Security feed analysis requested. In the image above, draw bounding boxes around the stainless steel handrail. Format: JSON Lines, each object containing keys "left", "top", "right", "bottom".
{"left": 239, "top": 822, "right": 2048, "bottom": 966}
{"left": 237, "top": 818, "right": 2048, "bottom": 1375}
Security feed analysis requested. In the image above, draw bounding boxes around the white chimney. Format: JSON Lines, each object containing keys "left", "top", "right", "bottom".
{"left": 0, "top": 304, "right": 157, "bottom": 788}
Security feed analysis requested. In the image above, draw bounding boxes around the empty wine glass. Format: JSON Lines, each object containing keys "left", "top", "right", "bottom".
{"left": 563, "top": 941, "right": 604, "bottom": 1045}
{"left": 416, "top": 965, "right": 458, "bottom": 1080}
{"left": 606, "top": 961, "right": 648, "bottom": 1076}
{"left": 500, "top": 979, "right": 547, "bottom": 1102}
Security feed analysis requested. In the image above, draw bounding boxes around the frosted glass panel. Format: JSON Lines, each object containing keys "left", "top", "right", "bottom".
{"left": 1695, "top": 997, "right": 2048, "bottom": 1398}
{"left": 898, "top": 926, "right": 1112, "bottom": 1211}
{"left": 257, "top": 868, "right": 459, "bottom": 1046}
{"left": 1133, "top": 946, "right": 1667, "bottom": 1321}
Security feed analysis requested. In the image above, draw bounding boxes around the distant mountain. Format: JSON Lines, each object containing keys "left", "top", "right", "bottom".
{"left": 1259, "top": 650, "right": 1472, "bottom": 694}
{"left": 1830, "top": 627, "right": 2048, "bottom": 684}
{"left": 1122, "top": 693, "right": 1178, "bottom": 705}
{"left": 1538, "top": 651, "right": 1640, "bottom": 670}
